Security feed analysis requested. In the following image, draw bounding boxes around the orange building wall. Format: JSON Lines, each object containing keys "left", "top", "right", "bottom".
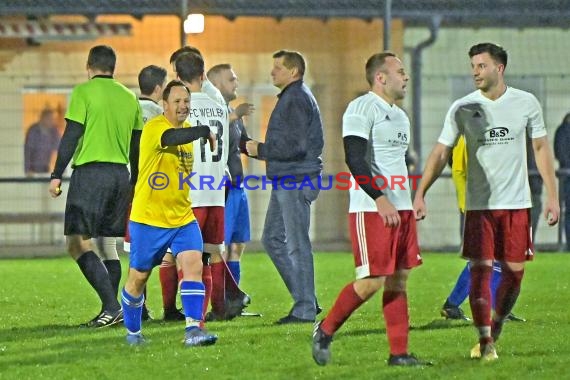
{"left": 0, "top": 14, "right": 404, "bottom": 244}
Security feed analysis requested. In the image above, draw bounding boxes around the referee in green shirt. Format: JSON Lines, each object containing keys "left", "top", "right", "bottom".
{"left": 49, "top": 45, "right": 143, "bottom": 328}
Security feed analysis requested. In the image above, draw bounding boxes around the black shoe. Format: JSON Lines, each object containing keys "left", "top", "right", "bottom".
{"left": 275, "top": 314, "right": 314, "bottom": 325}
{"left": 204, "top": 311, "right": 225, "bottom": 322}
{"left": 388, "top": 353, "right": 433, "bottom": 366}
{"left": 312, "top": 321, "right": 333, "bottom": 366}
{"left": 164, "top": 308, "right": 186, "bottom": 321}
{"left": 142, "top": 305, "right": 153, "bottom": 321}
{"left": 441, "top": 300, "right": 470, "bottom": 321}
{"left": 81, "top": 309, "right": 123, "bottom": 328}
{"left": 505, "top": 312, "right": 526, "bottom": 322}
{"left": 225, "top": 294, "right": 251, "bottom": 320}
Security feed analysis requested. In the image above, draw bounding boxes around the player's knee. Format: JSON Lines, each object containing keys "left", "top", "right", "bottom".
{"left": 67, "top": 236, "right": 91, "bottom": 259}
{"left": 384, "top": 270, "right": 409, "bottom": 292}
{"left": 124, "top": 275, "right": 146, "bottom": 298}
{"left": 503, "top": 265, "right": 524, "bottom": 287}
{"left": 230, "top": 243, "right": 246, "bottom": 259}
{"left": 385, "top": 281, "right": 407, "bottom": 293}
{"left": 97, "top": 237, "right": 119, "bottom": 260}
{"left": 354, "top": 277, "right": 383, "bottom": 299}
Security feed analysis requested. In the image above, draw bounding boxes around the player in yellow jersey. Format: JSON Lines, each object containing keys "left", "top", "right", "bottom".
{"left": 120, "top": 80, "right": 218, "bottom": 346}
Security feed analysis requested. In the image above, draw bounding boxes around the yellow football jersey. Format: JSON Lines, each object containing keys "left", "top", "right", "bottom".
{"left": 451, "top": 135, "right": 467, "bottom": 212}
{"left": 131, "top": 115, "right": 196, "bottom": 228}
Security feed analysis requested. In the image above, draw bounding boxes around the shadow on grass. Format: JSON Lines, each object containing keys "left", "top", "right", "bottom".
{"left": 0, "top": 323, "right": 118, "bottom": 343}
{"left": 0, "top": 334, "right": 143, "bottom": 372}
{"left": 335, "top": 319, "right": 471, "bottom": 339}
{"left": 411, "top": 319, "right": 472, "bottom": 331}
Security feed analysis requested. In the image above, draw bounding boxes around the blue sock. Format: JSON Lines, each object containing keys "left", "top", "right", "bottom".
{"left": 228, "top": 261, "right": 241, "bottom": 284}
{"left": 447, "top": 263, "right": 471, "bottom": 306}
{"left": 180, "top": 281, "right": 205, "bottom": 330}
{"left": 491, "top": 262, "right": 503, "bottom": 309}
{"left": 121, "top": 288, "right": 144, "bottom": 335}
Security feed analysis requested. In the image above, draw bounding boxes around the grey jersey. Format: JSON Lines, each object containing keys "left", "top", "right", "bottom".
{"left": 139, "top": 98, "right": 163, "bottom": 125}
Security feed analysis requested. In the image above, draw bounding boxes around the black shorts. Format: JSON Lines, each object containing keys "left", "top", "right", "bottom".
{"left": 64, "top": 163, "right": 131, "bottom": 238}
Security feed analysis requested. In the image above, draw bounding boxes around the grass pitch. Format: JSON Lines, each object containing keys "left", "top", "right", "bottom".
{"left": 0, "top": 252, "right": 568, "bottom": 379}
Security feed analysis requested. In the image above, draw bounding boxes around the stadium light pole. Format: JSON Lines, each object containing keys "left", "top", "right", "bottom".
{"left": 179, "top": 0, "right": 188, "bottom": 47}
{"left": 410, "top": 15, "right": 441, "bottom": 171}
{"left": 383, "top": 0, "right": 392, "bottom": 50}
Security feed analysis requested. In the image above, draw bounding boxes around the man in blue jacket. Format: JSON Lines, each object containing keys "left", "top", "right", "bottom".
{"left": 247, "top": 50, "right": 324, "bottom": 324}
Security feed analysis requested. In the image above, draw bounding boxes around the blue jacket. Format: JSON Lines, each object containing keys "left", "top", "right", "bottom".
{"left": 258, "top": 80, "right": 324, "bottom": 180}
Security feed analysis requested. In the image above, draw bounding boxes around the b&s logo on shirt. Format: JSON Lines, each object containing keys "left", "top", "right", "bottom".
{"left": 387, "top": 132, "right": 408, "bottom": 146}
{"left": 479, "top": 127, "right": 514, "bottom": 146}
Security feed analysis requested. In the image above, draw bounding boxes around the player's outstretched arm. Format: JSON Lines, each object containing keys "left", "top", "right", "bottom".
{"left": 230, "top": 103, "right": 255, "bottom": 122}
{"left": 413, "top": 143, "right": 452, "bottom": 220}
{"left": 532, "top": 136, "right": 560, "bottom": 225}
{"left": 161, "top": 126, "right": 211, "bottom": 147}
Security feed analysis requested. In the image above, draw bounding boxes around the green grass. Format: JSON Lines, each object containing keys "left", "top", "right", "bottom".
{"left": 0, "top": 252, "right": 568, "bottom": 379}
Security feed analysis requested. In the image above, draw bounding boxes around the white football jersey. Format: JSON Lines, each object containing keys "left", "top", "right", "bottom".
{"left": 139, "top": 98, "right": 163, "bottom": 125}
{"left": 202, "top": 79, "right": 226, "bottom": 107}
{"left": 438, "top": 87, "right": 546, "bottom": 210}
{"left": 342, "top": 92, "right": 413, "bottom": 212}
{"left": 187, "top": 92, "right": 229, "bottom": 207}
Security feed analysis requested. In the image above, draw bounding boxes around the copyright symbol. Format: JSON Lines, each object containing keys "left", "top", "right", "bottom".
{"left": 148, "top": 172, "right": 169, "bottom": 190}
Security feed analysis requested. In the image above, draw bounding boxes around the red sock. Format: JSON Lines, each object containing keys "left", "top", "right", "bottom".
{"left": 383, "top": 291, "right": 409, "bottom": 356}
{"left": 159, "top": 261, "right": 178, "bottom": 311}
{"left": 320, "top": 283, "right": 365, "bottom": 336}
{"left": 201, "top": 265, "right": 212, "bottom": 319}
{"left": 469, "top": 265, "right": 493, "bottom": 332}
{"left": 494, "top": 268, "right": 524, "bottom": 319}
{"left": 210, "top": 262, "right": 226, "bottom": 315}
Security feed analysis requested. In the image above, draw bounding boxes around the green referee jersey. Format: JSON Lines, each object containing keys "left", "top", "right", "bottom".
{"left": 65, "top": 76, "right": 144, "bottom": 166}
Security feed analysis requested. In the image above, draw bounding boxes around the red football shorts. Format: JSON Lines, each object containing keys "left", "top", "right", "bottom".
{"left": 463, "top": 209, "right": 533, "bottom": 263}
{"left": 463, "top": 208, "right": 534, "bottom": 263}
{"left": 192, "top": 206, "right": 225, "bottom": 245}
{"left": 349, "top": 210, "right": 422, "bottom": 279}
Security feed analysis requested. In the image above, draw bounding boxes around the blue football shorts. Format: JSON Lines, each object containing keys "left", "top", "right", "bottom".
{"left": 224, "top": 187, "right": 251, "bottom": 244}
{"left": 129, "top": 220, "right": 203, "bottom": 271}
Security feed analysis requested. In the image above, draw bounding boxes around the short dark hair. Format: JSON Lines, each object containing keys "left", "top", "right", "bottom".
{"left": 273, "top": 50, "right": 305, "bottom": 77}
{"left": 138, "top": 65, "right": 167, "bottom": 96}
{"left": 365, "top": 52, "right": 397, "bottom": 86}
{"left": 207, "top": 63, "right": 232, "bottom": 80}
{"left": 40, "top": 108, "right": 54, "bottom": 119}
{"left": 169, "top": 46, "right": 203, "bottom": 64}
{"left": 87, "top": 45, "right": 116, "bottom": 73}
{"left": 468, "top": 43, "right": 508, "bottom": 68}
{"left": 175, "top": 53, "right": 205, "bottom": 83}
{"left": 162, "top": 80, "right": 189, "bottom": 102}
